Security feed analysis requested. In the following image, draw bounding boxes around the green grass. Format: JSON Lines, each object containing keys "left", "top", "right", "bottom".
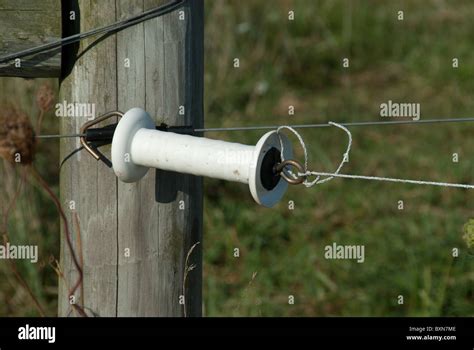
{"left": 1, "top": 0, "right": 473, "bottom": 317}
{"left": 203, "top": 0, "right": 474, "bottom": 316}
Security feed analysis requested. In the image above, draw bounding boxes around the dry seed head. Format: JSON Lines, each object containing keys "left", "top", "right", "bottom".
{"left": 0, "top": 106, "right": 36, "bottom": 165}
{"left": 36, "top": 83, "right": 55, "bottom": 112}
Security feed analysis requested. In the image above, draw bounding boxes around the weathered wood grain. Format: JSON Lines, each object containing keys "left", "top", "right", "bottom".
{"left": 0, "top": 0, "right": 61, "bottom": 77}
{"left": 59, "top": 0, "right": 118, "bottom": 317}
{"left": 59, "top": 0, "right": 203, "bottom": 317}
{"left": 116, "top": 0, "right": 203, "bottom": 317}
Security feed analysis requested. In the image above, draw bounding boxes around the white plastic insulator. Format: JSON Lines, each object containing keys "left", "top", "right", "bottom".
{"left": 111, "top": 108, "right": 293, "bottom": 207}
{"left": 131, "top": 129, "right": 255, "bottom": 184}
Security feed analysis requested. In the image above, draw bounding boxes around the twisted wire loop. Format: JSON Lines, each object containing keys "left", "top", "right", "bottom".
{"left": 274, "top": 122, "right": 474, "bottom": 190}
{"left": 275, "top": 122, "right": 352, "bottom": 187}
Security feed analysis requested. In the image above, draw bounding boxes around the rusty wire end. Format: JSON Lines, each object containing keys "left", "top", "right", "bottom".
{"left": 80, "top": 111, "right": 124, "bottom": 160}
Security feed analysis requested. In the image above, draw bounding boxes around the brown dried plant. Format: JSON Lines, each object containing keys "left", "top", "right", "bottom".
{"left": 183, "top": 242, "right": 200, "bottom": 317}
{"left": 0, "top": 106, "right": 36, "bottom": 165}
{"left": 0, "top": 85, "right": 86, "bottom": 317}
{"left": 36, "top": 83, "right": 55, "bottom": 113}
{"left": 35, "top": 83, "right": 55, "bottom": 134}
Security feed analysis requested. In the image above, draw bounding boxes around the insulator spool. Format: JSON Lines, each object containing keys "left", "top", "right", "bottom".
{"left": 111, "top": 108, "right": 293, "bottom": 207}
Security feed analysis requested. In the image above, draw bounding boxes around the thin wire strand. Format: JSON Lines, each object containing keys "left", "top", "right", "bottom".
{"left": 35, "top": 116, "right": 474, "bottom": 139}
{"left": 36, "top": 134, "right": 85, "bottom": 139}
{"left": 195, "top": 116, "right": 474, "bottom": 132}
{"left": 300, "top": 171, "right": 474, "bottom": 189}
{"left": 0, "top": 0, "right": 184, "bottom": 64}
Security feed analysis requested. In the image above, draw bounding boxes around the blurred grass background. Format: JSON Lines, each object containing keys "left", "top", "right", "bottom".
{"left": 1, "top": 0, "right": 473, "bottom": 316}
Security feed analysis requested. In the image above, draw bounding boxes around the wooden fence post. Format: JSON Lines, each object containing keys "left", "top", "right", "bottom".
{"left": 59, "top": 0, "right": 203, "bottom": 317}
